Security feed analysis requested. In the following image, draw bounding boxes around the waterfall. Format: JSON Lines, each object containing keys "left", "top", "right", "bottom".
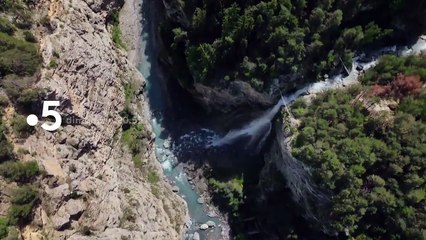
{"left": 207, "top": 54, "right": 382, "bottom": 149}
{"left": 208, "top": 98, "right": 285, "bottom": 147}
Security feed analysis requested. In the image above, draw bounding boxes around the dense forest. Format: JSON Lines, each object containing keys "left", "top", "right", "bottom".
{"left": 160, "top": 0, "right": 426, "bottom": 91}
{"left": 290, "top": 54, "right": 426, "bottom": 239}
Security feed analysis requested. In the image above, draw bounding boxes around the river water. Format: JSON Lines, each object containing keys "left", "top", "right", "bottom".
{"left": 139, "top": 1, "right": 223, "bottom": 239}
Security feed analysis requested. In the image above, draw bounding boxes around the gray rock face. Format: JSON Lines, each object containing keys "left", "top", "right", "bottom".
{"left": 22, "top": 0, "right": 188, "bottom": 239}
{"left": 192, "top": 81, "right": 273, "bottom": 113}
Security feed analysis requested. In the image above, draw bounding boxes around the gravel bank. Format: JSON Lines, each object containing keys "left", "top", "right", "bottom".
{"left": 119, "top": 0, "right": 143, "bottom": 65}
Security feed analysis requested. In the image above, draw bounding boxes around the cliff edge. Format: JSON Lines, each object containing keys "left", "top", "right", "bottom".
{"left": 15, "top": 0, "right": 187, "bottom": 239}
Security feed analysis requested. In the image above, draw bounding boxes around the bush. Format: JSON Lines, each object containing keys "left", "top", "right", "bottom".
{"left": 48, "top": 59, "right": 57, "bottom": 68}
{"left": 0, "top": 218, "right": 7, "bottom": 239}
{"left": 0, "top": 17, "right": 15, "bottom": 35}
{"left": 112, "top": 25, "right": 126, "bottom": 49}
{"left": 0, "top": 0, "right": 13, "bottom": 11}
{"left": 17, "top": 89, "right": 42, "bottom": 108}
{"left": 23, "top": 31, "right": 37, "bottom": 43}
{"left": 7, "top": 186, "right": 38, "bottom": 225}
{"left": 11, "top": 114, "right": 34, "bottom": 138}
{"left": 0, "top": 95, "right": 9, "bottom": 107}
{"left": 3, "top": 76, "right": 43, "bottom": 112}
{"left": 209, "top": 175, "right": 244, "bottom": 213}
{"left": 122, "top": 123, "right": 146, "bottom": 154}
{"left": 147, "top": 170, "right": 159, "bottom": 184}
{"left": 0, "top": 32, "right": 41, "bottom": 76}
{"left": 13, "top": 9, "right": 32, "bottom": 29}
{"left": 0, "top": 161, "right": 40, "bottom": 183}
{"left": 0, "top": 134, "right": 13, "bottom": 163}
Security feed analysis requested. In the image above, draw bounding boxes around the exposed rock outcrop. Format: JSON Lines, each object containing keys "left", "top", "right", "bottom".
{"left": 19, "top": 0, "right": 188, "bottom": 239}
{"left": 191, "top": 81, "right": 273, "bottom": 113}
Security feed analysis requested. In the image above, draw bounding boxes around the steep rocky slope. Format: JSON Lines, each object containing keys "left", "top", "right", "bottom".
{"left": 10, "top": 0, "right": 188, "bottom": 239}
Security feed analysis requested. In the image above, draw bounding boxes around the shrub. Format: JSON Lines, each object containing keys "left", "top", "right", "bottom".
{"left": 0, "top": 32, "right": 41, "bottom": 76}
{"left": 11, "top": 114, "right": 34, "bottom": 138}
{"left": 122, "top": 123, "right": 145, "bottom": 154}
{"left": 13, "top": 9, "right": 32, "bottom": 29}
{"left": 209, "top": 175, "right": 244, "bottom": 213}
{"left": 0, "top": 134, "right": 13, "bottom": 163}
{"left": 23, "top": 31, "right": 37, "bottom": 43}
{"left": 147, "top": 170, "right": 159, "bottom": 184}
{"left": 17, "top": 88, "right": 43, "bottom": 106}
{"left": 0, "top": 161, "right": 40, "bottom": 183}
{"left": 3, "top": 77, "right": 43, "bottom": 112}
{"left": 0, "top": 95, "right": 9, "bottom": 107}
{"left": 7, "top": 186, "right": 38, "bottom": 225}
{"left": 112, "top": 25, "right": 126, "bottom": 49}
{"left": 132, "top": 154, "right": 144, "bottom": 170}
{"left": 0, "top": 0, "right": 14, "bottom": 11}
{"left": 123, "top": 82, "right": 136, "bottom": 107}
{"left": 0, "top": 17, "right": 15, "bottom": 35}
{"left": 0, "top": 218, "right": 7, "bottom": 239}
{"left": 48, "top": 59, "right": 57, "bottom": 68}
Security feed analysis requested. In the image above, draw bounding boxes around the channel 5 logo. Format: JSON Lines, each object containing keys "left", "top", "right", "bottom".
{"left": 26, "top": 101, "right": 62, "bottom": 131}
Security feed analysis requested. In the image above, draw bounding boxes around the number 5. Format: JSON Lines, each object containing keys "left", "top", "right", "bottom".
{"left": 41, "top": 101, "right": 62, "bottom": 131}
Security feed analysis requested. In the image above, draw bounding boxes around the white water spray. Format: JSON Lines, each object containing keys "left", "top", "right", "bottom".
{"left": 208, "top": 98, "right": 286, "bottom": 147}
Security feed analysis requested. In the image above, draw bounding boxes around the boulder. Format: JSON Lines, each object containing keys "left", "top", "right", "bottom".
{"left": 206, "top": 220, "right": 216, "bottom": 228}
{"left": 171, "top": 186, "right": 179, "bottom": 193}
{"left": 64, "top": 199, "right": 84, "bottom": 218}
{"left": 163, "top": 140, "right": 171, "bottom": 149}
{"left": 199, "top": 224, "right": 209, "bottom": 230}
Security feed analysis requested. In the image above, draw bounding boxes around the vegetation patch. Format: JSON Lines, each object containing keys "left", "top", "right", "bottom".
{"left": 107, "top": 9, "right": 126, "bottom": 49}
{"left": 11, "top": 114, "right": 34, "bottom": 138}
{"left": 7, "top": 185, "right": 39, "bottom": 226}
{"left": 0, "top": 32, "right": 41, "bottom": 76}
{"left": 0, "top": 218, "right": 8, "bottom": 239}
{"left": 362, "top": 55, "right": 426, "bottom": 85}
{"left": 209, "top": 175, "right": 244, "bottom": 215}
{"left": 290, "top": 55, "right": 426, "bottom": 238}
{"left": 0, "top": 160, "right": 40, "bottom": 183}
{"left": 122, "top": 123, "right": 146, "bottom": 155}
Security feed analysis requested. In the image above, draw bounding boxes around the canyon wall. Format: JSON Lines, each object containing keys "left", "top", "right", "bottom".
{"left": 17, "top": 0, "right": 188, "bottom": 239}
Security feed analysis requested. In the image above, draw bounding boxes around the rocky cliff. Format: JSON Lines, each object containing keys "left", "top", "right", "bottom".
{"left": 17, "top": 0, "right": 188, "bottom": 239}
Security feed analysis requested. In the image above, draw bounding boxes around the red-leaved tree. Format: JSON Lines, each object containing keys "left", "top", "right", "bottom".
{"left": 370, "top": 74, "right": 423, "bottom": 99}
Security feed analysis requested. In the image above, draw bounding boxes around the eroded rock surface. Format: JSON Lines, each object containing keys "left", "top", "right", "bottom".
{"left": 20, "top": 0, "right": 188, "bottom": 239}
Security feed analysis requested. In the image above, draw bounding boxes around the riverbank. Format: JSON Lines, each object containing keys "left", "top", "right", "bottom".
{"left": 118, "top": 0, "right": 190, "bottom": 238}
{"left": 182, "top": 163, "right": 231, "bottom": 240}
{"left": 120, "top": 0, "right": 235, "bottom": 239}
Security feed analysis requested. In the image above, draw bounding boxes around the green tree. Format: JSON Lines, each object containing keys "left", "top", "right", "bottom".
{"left": 186, "top": 43, "right": 216, "bottom": 82}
